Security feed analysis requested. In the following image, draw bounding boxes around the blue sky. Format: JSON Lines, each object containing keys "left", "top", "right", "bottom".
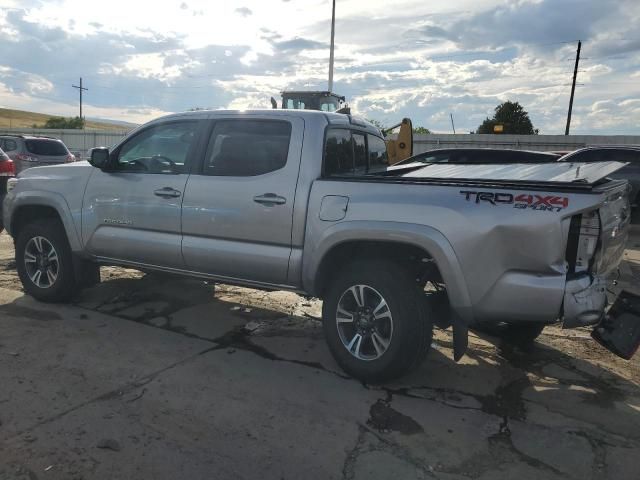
{"left": 0, "top": 0, "right": 638, "bottom": 133}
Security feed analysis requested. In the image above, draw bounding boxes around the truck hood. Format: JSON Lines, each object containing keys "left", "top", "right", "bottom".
{"left": 17, "top": 160, "right": 94, "bottom": 179}
{"left": 398, "top": 161, "right": 628, "bottom": 185}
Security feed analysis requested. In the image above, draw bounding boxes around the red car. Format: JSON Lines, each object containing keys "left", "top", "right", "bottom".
{"left": 0, "top": 146, "right": 16, "bottom": 232}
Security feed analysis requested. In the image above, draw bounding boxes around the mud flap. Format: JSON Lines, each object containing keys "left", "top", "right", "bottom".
{"left": 592, "top": 291, "right": 640, "bottom": 360}
{"left": 452, "top": 320, "right": 468, "bottom": 362}
{"left": 73, "top": 255, "right": 101, "bottom": 289}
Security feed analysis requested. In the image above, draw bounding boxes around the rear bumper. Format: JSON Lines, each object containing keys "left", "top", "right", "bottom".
{"left": 563, "top": 274, "right": 608, "bottom": 328}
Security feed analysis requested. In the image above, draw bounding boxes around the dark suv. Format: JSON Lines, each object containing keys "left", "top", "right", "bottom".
{"left": 396, "top": 148, "right": 561, "bottom": 165}
{"left": 0, "top": 135, "right": 74, "bottom": 174}
{"left": 558, "top": 146, "right": 640, "bottom": 222}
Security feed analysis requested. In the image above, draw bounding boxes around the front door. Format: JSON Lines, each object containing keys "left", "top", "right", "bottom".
{"left": 181, "top": 116, "right": 303, "bottom": 285}
{"left": 82, "top": 119, "right": 203, "bottom": 269}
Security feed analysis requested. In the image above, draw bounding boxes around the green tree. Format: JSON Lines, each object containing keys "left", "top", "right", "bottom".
{"left": 41, "top": 116, "right": 85, "bottom": 129}
{"left": 413, "top": 126, "right": 431, "bottom": 134}
{"left": 476, "top": 101, "right": 538, "bottom": 134}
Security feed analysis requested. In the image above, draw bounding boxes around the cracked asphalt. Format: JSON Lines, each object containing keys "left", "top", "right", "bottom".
{"left": 0, "top": 230, "right": 639, "bottom": 480}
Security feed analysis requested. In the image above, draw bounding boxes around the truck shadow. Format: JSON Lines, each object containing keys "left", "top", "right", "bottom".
{"left": 66, "top": 271, "right": 640, "bottom": 443}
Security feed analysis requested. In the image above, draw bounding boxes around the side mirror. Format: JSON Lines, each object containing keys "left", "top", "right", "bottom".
{"left": 90, "top": 147, "right": 111, "bottom": 169}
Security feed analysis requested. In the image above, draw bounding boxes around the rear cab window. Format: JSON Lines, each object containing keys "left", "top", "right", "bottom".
{"left": 324, "top": 129, "right": 389, "bottom": 176}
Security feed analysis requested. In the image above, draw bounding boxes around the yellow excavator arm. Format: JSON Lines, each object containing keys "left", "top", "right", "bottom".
{"left": 384, "top": 118, "right": 413, "bottom": 165}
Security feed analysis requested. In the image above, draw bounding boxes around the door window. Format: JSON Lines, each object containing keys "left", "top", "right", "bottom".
{"left": 116, "top": 121, "right": 199, "bottom": 174}
{"left": 203, "top": 120, "right": 291, "bottom": 176}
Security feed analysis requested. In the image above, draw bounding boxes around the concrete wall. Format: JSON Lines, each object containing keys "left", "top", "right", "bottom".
{"left": 0, "top": 128, "right": 130, "bottom": 159}
{"left": 412, "top": 134, "right": 640, "bottom": 154}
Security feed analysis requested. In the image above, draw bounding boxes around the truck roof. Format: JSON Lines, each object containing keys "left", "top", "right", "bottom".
{"left": 153, "top": 109, "right": 382, "bottom": 136}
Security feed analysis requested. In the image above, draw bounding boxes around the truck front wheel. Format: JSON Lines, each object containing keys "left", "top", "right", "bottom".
{"left": 15, "top": 219, "right": 76, "bottom": 302}
{"left": 322, "top": 260, "right": 433, "bottom": 383}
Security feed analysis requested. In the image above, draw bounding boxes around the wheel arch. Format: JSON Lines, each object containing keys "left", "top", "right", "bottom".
{"left": 9, "top": 193, "right": 81, "bottom": 251}
{"left": 304, "top": 221, "right": 474, "bottom": 325}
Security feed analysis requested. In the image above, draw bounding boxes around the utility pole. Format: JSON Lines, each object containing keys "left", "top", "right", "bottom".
{"left": 72, "top": 77, "right": 88, "bottom": 120}
{"left": 565, "top": 40, "right": 581, "bottom": 135}
{"left": 328, "top": 0, "right": 336, "bottom": 92}
{"left": 450, "top": 113, "right": 456, "bottom": 134}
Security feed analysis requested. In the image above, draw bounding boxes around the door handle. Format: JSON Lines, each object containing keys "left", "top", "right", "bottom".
{"left": 154, "top": 187, "right": 182, "bottom": 198}
{"left": 253, "top": 193, "right": 286, "bottom": 206}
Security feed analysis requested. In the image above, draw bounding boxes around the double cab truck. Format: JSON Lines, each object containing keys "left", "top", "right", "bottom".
{"left": 2, "top": 110, "right": 636, "bottom": 381}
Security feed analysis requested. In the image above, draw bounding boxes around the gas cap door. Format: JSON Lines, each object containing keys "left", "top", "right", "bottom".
{"left": 319, "top": 195, "right": 349, "bottom": 221}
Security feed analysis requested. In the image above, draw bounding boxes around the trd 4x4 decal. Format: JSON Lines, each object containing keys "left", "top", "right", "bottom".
{"left": 460, "top": 191, "right": 570, "bottom": 212}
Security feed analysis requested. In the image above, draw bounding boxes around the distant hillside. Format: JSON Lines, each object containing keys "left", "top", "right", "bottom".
{"left": 0, "top": 108, "right": 137, "bottom": 131}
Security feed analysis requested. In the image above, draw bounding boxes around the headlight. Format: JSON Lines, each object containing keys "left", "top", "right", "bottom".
{"left": 7, "top": 177, "right": 18, "bottom": 193}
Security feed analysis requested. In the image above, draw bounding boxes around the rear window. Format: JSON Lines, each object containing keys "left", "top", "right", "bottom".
{"left": 1, "top": 139, "right": 17, "bottom": 152}
{"left": 324, "top": 129, "right": 389, "bottom": 176}
{"left": 368, "top": 135, "right": 388, "bottom": 172}
{"left": 25, "top": 139, "right": 68, "bottom": 156}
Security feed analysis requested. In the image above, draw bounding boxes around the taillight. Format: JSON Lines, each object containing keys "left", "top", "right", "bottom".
{"left": 566, "top": 210, "right": 600, "bottom": 274}
{"left": 0, "top": 159, "right": 15, "bottom": 176}
{"left": 16, "top": 153, "right": 39, "bottom": 162}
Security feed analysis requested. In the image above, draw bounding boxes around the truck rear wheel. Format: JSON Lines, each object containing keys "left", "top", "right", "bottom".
{"left": 15, "top": 219, "right": 76, "bottom": 302}
{"left": 322, "top": 260, "right": 433, "bottom": 383}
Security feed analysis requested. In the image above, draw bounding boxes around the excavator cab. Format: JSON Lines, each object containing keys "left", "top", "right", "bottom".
{"left": 271, "top": 91, "right": 348, "bottom": 113}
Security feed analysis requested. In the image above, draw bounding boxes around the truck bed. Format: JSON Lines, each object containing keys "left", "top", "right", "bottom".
{"left": 335, "top": 161, "right": 630, "bottom": 192}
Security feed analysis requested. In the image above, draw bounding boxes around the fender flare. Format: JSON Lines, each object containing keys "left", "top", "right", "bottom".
{"left": 303, "top": 220, "right": 474, "bottom": 326}
{"left": 8, "top": 191, "right": 82, "bottom": 252}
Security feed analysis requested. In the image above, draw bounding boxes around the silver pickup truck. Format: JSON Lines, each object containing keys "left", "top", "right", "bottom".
{"left": 2, "top": 110, "right": 636, "bottom": 381}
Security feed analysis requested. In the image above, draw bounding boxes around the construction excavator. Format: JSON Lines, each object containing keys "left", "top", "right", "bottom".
{"left": 270, "top": 90, "right": 413, "bottom": 165}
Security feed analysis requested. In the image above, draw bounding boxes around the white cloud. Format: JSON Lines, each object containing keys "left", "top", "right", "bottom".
{"left": 0, "top": 0, "right": 638, "bottom": 133}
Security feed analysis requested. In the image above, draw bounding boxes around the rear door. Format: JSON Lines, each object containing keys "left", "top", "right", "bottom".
{"left": 82, "top": 119, "right": 204, "bottom": 268}
{"left": 181, "top": 115, "right": 304, "bottom": 285}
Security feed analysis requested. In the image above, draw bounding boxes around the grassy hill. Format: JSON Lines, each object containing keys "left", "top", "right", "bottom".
{"left": 0, "top": 107, "right": 134, "bottom": 131}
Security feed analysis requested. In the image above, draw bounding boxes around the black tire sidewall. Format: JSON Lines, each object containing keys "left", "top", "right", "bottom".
{"left": 16, "top": 220, "right": 75, "bottom": 302}
{"left": 322, "top": 261, "right": 432, "bottom": 383}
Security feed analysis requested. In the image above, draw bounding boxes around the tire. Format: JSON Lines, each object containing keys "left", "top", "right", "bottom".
{"left": 322, "top": 260, "right": 433, "bottom": 383}
{"left": 15, "top": 219, "right": 76, "bottom": 302}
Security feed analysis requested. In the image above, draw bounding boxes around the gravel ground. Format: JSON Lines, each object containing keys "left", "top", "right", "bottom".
{"left": 0, "top": 229, "right": 639, "bottom": 479}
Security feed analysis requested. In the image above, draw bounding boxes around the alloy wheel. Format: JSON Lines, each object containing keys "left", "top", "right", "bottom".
{"left": 24, "top": 236, "right": 59, "bottom": 289}
{"left": 336, "top": 284, "right": 394, "bottom": 361}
